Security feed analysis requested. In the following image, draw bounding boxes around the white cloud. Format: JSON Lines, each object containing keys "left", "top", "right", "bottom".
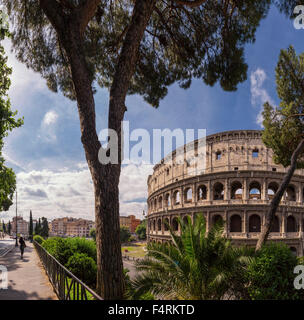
{"left": 3, "top": 39, "right": 46, "bottom": 104}
{"left": 43, "top": 110, "right": 58, "bottom": 126}
{"left": 4, "top": 163, "right": 152, "bottom": 223}
{"left": 250, "top": 68, "right": 275, "bottom": 127}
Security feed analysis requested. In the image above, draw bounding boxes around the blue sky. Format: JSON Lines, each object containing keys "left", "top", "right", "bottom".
{"left": 1, "top": 4, "right": 304, "bottom": 222}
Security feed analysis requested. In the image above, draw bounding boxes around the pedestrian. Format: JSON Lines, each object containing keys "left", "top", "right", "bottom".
{"left": 19, "top": 236, "right": 26, "bottom": 259}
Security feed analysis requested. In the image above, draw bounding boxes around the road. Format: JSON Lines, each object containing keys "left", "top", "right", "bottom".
{"left": 0, "top": 238, "right": 15, "bottom": 257}
{"left": 123, "top": 260, "right": 138, "bottom": 279}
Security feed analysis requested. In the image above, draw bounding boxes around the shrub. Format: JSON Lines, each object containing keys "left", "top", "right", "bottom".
{"left": 66, "top": 253, "right": 97, "bottom": 287}
{"left": 33, "top": 235, "right": 45, "bottom": 245}
{"left": 66, "top": 237, "right": 96, "bottom": 262}
{"left": 42, "top": 237, "right": 76, "bottom": 265}
{"left": 129, "top": 236, "right": 136, "bottom": 242}
{"left": 247, "top": 242, "right": 301, "bottom": 300}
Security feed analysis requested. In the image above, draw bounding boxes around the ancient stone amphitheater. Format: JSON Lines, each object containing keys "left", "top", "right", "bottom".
{"left": 147, "top": 130, "right": 304, "bottom": 256}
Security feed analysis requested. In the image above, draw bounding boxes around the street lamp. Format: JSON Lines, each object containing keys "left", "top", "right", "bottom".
{"left": 15, "top": 189, "right": 18, "bottom": 247}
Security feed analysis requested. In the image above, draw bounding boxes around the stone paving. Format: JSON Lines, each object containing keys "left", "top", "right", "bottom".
{"left": 0, "top": 241, "right": 57, "bottom": 300}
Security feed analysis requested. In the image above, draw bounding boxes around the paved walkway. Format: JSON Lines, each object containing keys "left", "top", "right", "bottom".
{"left": 0, "top": 242, "right": 57, "bottom": 300}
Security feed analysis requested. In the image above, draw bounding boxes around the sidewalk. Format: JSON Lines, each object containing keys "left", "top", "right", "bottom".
{"left": 0, "top": 242, "right": 57, "bottom": 300}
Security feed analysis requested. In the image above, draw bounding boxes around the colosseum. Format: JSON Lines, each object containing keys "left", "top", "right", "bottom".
{"left": 147, "top": 130, "right": 304, "bottom": 256}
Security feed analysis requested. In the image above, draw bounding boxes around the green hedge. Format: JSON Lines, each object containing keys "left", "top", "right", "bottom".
{"left": 41, "top": 237, "right": 97, "bottom": 288}
{"left": 66, "top": 253, "right": 97, "bottom": 287}
{"left": 33, "top": 235, "right": 45, "bottom": 245}
{"left": 247, "top": 242, "right": 302, "bottom": 300}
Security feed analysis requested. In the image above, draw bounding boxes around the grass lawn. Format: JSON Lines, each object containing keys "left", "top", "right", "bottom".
{"left": 121, "top": 241, "right": 147, "bottom": 258}
{"left": 64, "top": 277, "right": 96, "bottom": 300}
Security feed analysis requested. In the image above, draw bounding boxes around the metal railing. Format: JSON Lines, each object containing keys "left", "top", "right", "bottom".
{"left": 33, "top": 240, "right": 102, "bottom": 300}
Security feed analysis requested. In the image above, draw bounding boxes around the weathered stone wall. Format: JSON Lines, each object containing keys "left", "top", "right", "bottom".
{"left": 147, "top": 130, "right": 304, "bottom": 256}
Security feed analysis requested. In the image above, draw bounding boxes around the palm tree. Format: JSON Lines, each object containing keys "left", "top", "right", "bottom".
{"left": 129, "top": 215, "right": 253, "bottom": 300}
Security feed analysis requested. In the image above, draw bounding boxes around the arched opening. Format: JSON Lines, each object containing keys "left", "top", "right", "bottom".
{"left": 183, "top": 215, "right": 190, "bottom": 225}
{"left": 268, "top": 182, "right": 279, "bottom": 200}
{"left": 153, "top": 220, "right": 156, "bottom": 231}
{"left": 286, "top": 185, "right": 296, "bottom": 202}
{"left": 157, "top": 219, "right": 162, "bottom": 231}
{"left": 231, "top": 181, "right": 243, "bottom": 200}
{"left": 230, "top": 215, "right": 242, "bottom": 232}
{"left": 197, "top": 185, "right": 207, "bottom": 201}
{"left": 215, "top": 151, "right": 222, "bottom": 160}
{"left": 173, "top": 190, "right": 180, "bottom": 205}
{"left": 154, "top": 198, "right": 157, "bottom": 209}
{"left": 249, "top": 181, "right": 261, "bottom": 200}
{"left": 164, "top": 218, "right": 169, "bottom": 231}
{"left": 172, "top": 218, "right": 179, "bottom": 231}
{"left": 213, "top": 182, "right": 224, "bottom": 200}
{"left": 287, "top": 215, "right": 297, "bottom": 232}
{"left": 165, "top": 194, "right": 171, "bottom": 207}
{"left": 158, "top": 196, "right": 163, "bottom": 209}
{"left": 212, "top": 214, "right": 223, "bottom": 226}
{"left": 249, "top": 214, "right": 261, "bottom": 232}
{"left": 270, "top": 216, "right": 280, "bottom": 232}
{"left": 290, "top": 247, "right": 297, "bottom": 256}
{"left": 184, "top": 188, "right": 192, "bottom": 203}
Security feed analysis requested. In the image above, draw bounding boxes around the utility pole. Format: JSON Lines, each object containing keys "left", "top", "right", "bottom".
{"left": 15, "top": 189, "right": 18, "bottom": 247}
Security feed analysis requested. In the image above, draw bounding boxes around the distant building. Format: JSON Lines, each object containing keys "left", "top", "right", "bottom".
{"left": 12, "top": 216, "right": 29, "bottom": 237}
{"left": 120, "top": 215, "right": 141, "bottom": 233}
{"left": 50, "top": 217, "right": 94, "bottom": 238}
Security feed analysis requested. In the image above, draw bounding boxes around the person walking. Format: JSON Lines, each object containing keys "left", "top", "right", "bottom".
{"left": 19, "top": 236, "right": 26, "bottom": 259}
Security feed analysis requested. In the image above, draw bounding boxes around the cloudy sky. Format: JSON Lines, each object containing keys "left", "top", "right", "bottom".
{"left": 1, "top": 5, "right": 304, "bottom": 223}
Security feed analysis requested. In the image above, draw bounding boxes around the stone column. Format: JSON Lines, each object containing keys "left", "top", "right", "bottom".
{"left": 299, "top": 183, "right": 303, "bottom": 204}
{"left": 193, "top": 183, "right": 197, "bottom": 205}
{"left": 281, "top": 211, "right": 286, "bottom": 237}
{"left": 243, "top": 210, "right": 248, "bottom": 236}
{"left": 208, "top": 180, "right": 212, "bottom": 201}
{"left": 224, "top": 178, "right": 229, "bottom": 201}
{"left": 224, "top": 210, "right": 228, "bottom": 236}
{"left": 181, "top": 186, "right": 184, "bottom": 207}
{"left": 243, "top": 178, "right": 248, "bottom": 200}
{"left": 206, "top": 211, "right": 210, "bottom": 233}
{"left": 261, "top": 178, "right": 267, "bottom": 201}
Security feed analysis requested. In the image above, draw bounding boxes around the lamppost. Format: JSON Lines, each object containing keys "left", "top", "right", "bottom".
{"left": 15, "top": 189, "right": 18, "bottom": 247}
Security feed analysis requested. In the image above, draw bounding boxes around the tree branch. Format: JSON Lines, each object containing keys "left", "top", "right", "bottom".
{"left": 75, "top": 0, "right": 101, "bottom": 35}
{"left": 256, "top": 138, "right": 304, "bottom": 251}
{"left": 172, "top": 0, "right": 207, "bottom": 8}
{"left": 39, "top": 0, "right": 65, "bottom": 31}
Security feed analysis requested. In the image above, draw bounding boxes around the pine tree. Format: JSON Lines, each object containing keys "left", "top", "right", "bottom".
{"left": 41, "top": 217, "right": 49, "bottom": 238}
{"left": 29, "top": 210, "right": 33, "bottom": 240}
{"left": 256, "top": 46, "right": 304, "bottom": 250}
{"left": 2, "top": 0, "right": 296, "bottom": 299}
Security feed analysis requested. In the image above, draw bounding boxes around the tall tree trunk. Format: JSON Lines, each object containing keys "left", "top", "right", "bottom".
{"left": 44, "top": 0, "right": 156, "bottom": 299}
{"left": 256, "top": 138, "right": 304, "bottom": 251}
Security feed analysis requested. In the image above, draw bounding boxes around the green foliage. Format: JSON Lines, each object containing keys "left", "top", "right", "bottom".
{"left": 247, "top": 242, "right": 301, "bottom": 300}
{"left": 130, "top": 215, "right": 253, "bottom": 300}
{"left": 0, "top": 14, "right": 23, "bottom": 212}
{"left": 262, "top": 46, "right": 304, "bottom": 168}
{"left": 33, "top": 234, "right": 45, "bottom": 245}
{"left": 2, "top": 0, "right": 279, "bottom": 107}
{"left": 135, "top": 220, "right": 146, "bottom": 240}
{"left": 28, "top": 210, "right": 33, "bottom": 238}
{"left": 120, "top": 226, "right": 131, "bottom": 243}
{"left": 66, "top": 253, "right": 97, "bottom": 287}
{"left": 40, "top": 217, "right": 49, "bottom": 238}
{"left": 42, "top": 237, "right": 97, "bottom": 266}
{"left": 89, "top": 228, "right": 96, "bottom": 241}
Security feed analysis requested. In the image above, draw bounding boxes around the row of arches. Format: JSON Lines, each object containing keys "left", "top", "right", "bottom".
{"left": 149, "top": 214, "right": 300, "bottom": 233}
{"left": 149, "top": 180, "right": 301, "bottom": 211}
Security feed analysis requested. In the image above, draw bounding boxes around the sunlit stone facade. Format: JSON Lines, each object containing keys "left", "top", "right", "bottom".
{"left": 147, "top": 130, "right": 304, "bottom": 256}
